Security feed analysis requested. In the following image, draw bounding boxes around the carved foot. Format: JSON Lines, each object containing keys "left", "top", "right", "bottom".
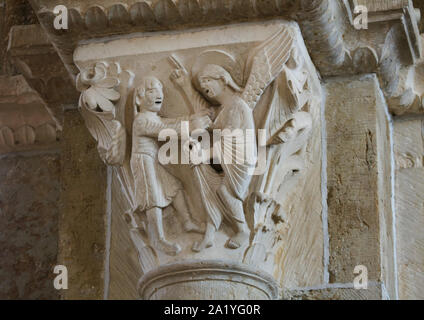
{"left": 192, "top": 239, "right": 213, "bottom": 252}
{"left": 226, "top": 229, "right": 249, "bottom": 249}
{"left": 183, "top": 221, "right": 205, "bottom": 234}
{"left": 192, "top": 223, "right": 215, "bottom": 252}
{"left": 155, "top": 238, "right": 181, "bottom": 256}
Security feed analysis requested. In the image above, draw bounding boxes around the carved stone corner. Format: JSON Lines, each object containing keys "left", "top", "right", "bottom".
{"left": 7, "top": 24, "right": 79, "bottom": 127}
{"left": 0, "top": 75, "right": 59, "bottom": 154}
{"left": 339, "top": 1, "right": 424, "bottom": 116}
{"left": 344, "top": 0, "right": 421, "bottom": 63}
{"left": 379, "top": 32, "right": 424, "bottom": 116}
{"left": 305, "top": 0, "right": 422, "bottom": 80}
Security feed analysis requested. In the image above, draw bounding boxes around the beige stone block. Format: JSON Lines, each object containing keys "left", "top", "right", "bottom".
{"left": 393, "top": 118, "right": 424, "bottom": 299}
{"left": 395, "top": 168, "right": 424, "bottom": 299}
{"left": 393, "top": 119, "right": 424, "bottom": 169}
{"left": 325, "top": 75, "right": 395, "bottom": 295}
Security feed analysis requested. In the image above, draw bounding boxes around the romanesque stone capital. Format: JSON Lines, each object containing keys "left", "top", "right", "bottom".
{"left": 70, "top": 20, "right": 322, "bottom": 299}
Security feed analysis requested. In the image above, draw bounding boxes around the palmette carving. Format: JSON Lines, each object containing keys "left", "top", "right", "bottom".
{"left": 76, "top": 24, "right": 315, "bottom": 285}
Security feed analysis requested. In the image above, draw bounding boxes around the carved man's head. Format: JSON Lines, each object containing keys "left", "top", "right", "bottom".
{"left": 134, "top": 77, "right": 164, "bottom": 112}
{"left": 197, "top": 64, "right": 241, "bottom": 101}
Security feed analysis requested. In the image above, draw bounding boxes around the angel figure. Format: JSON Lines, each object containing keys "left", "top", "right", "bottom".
{"left": 130, "top": 76, "right": 210, "bottom": 255}
{"left": 170, "top": 27, "right": 294, "bottom": 251}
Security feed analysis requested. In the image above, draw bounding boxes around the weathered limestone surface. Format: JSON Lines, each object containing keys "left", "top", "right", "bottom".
{"left": 284, "top": 282, "right": 384, "bottom": 300}
{"left": 394, "top": 119, "right": 424, "bottom": 169}
{"left": 59, "top": 109, "right": 107, "bottom": 299}
{"left": 394, "top": 118, "right": 424, "bottom": 299}
{"left": 395, "top": 168, "right": 424, "bottom": 300}
{"left": 0, "top": 0, "right": 37, "bottom": 75}
{"left": 0, "top": 0, "right": 422, "bottom": 300}
{"left": 0, "top": 152, "right": 60, "bottom": 299}
{"left": 278, "top": 109, "right": 324, "bottom": 289}
{"left": 108, "top": 168, "right": 141, "bottom": 300}
{"left": 325, "top": 74, "right": 395, "bottom": 297}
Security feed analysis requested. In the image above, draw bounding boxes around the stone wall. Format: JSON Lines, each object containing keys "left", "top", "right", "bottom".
{"left": 0, "top": 0, "right": 37, "bottom": 75}
{"left": 0, "top": 151, "right": 60, "bottom": 299}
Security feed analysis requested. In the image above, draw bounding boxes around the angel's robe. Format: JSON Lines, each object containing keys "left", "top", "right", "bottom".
{"left": 212, "top": 96, "right": 257, "bottom": 200}
{"left": 196, "top": 96, "right": 257, "bottom": 229}
{"left": 130, "top": 111, "right": 183, "bottom": 212}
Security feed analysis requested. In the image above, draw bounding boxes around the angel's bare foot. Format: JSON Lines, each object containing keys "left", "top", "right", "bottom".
{"left": 226, "top": 229, "right": 249, "bottom": 249}
{"left": 192, "top": 223, "right": 215, "bottom": 252}
{"left": 183, "top": 221, "right": 204, "bottom": 234}
{"left": 192, "top": 238, "right": 213, "bottom": 252}
{"left": 155, "top": 238, "right": 181, "bottom": 256}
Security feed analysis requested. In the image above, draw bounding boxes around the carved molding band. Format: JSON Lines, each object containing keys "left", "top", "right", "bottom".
{"left": 298, "top": 0, "right": 347, "bottom": 68}
{"left": 0, "top": 75, "right": 58, "bottom": 154}
{"left": 138, "top": 260, "right": 279, "bottom": 300}
{"left": 29, "top": 0, "right": 424, "bottom": 116}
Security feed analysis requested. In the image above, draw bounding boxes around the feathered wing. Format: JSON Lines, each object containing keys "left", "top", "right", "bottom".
{"left": 256, "top": 71, "right": 309, "bottom": 146}
{"left": 248, "top": 37, "right": 314, "bottom": 205}
{"left": 241, "top": 26, "right": 294, "bottom": 110}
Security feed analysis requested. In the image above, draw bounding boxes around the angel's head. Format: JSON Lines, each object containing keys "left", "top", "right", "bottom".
{"left": 197, "top": 64, "right": 241, "bottom": 103}
{"left": 134, "top": 77, "right": 164, "bottom": 113}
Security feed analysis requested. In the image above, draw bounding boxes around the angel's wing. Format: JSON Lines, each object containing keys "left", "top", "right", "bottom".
{"left": 241, "top": 27, "right": 294, "bottom": 110}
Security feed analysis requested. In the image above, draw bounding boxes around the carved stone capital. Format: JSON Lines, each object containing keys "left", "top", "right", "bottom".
{"left": 70, "top": 20, "right": 322, "bottom": 299}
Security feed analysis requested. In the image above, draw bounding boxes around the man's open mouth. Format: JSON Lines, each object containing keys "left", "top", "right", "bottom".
{"left": 155, "top": 100, "right": 162, "bottom": 104}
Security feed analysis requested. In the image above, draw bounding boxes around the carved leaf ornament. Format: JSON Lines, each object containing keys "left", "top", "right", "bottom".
{"left": 77, "top": 62, "right": 121, "bottom": 113}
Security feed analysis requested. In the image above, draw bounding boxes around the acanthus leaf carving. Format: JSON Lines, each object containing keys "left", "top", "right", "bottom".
{"left": 77, "top": 61, "right": 129, "bottom": 165}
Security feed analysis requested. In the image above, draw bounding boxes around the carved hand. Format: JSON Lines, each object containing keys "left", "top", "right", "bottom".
{"left": 191, "top": 108, "right": 214, "bottom": 119}
{"left": 170, "top": 68, "right": 191, "bottom": 89}
{"left": 190, "top": 115, "right": 212, "bottom": 132}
